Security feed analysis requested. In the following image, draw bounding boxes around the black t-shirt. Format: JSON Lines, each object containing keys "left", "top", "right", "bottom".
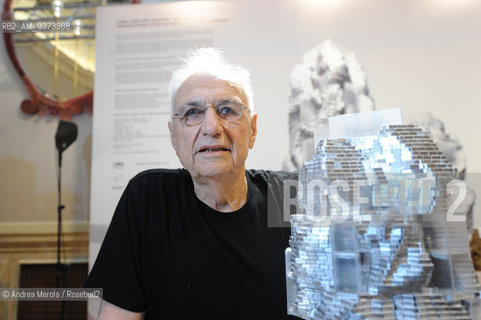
{"left": 85, "top": 169, "right": 299, "bottom": 319}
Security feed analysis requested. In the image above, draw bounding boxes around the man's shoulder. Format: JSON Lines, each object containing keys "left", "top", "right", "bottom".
{"left": 246, "top": 169, "right": 298, "bottom": 183}
{"left": 246, "top": 169, "right": 298, "bottom": 197}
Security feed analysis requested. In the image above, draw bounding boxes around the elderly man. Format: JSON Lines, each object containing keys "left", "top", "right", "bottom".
{"left": 85, "top": 48, "right": 297, "bottom": 319}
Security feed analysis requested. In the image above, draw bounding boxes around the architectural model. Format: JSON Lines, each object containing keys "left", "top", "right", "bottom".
{"left": 286, "top": 124, "right": 481, "bottom": 319}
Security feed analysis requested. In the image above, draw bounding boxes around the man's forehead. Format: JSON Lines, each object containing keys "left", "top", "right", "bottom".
{"left": 174, "top": 74, "right": 247, "bottom": 107}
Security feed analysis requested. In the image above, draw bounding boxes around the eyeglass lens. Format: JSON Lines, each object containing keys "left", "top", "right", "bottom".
{"left": 181, "top": 101, "right": 245, "bottom": 125}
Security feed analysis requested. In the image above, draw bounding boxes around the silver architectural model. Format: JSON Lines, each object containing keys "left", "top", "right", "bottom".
{"left": 284, "top": 40, "right": 476, "bottom": 230}
{"left": 286, "top": 124, "right": 481, "bottom": 319}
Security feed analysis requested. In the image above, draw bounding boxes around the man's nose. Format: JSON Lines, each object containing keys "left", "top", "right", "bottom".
{"left": 200, "top": 106, "right": 223, "bottom": 136}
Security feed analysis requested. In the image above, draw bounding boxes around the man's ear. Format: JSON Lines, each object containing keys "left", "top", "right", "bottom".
{"left": 249, "top": 113, "right": 257, "bottom": 149}
{"left": 168, "top": 121, "right": 176, "bottom": 150}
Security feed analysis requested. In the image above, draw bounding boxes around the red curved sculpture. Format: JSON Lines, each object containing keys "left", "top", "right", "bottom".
{"left": 2, "top": 0, "right": 141, "bottom": 119}
{"left": 2, "top": 0, "right": 93, "bottom": 120}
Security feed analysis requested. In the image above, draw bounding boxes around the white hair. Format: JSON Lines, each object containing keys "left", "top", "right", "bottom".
{"left": 168, "top": 48, "right": 254, "bottom": 117}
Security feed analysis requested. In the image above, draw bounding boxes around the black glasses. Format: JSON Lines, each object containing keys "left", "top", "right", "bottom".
{"left": 173, "top": 99, "right": 248, "bottom": 126}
